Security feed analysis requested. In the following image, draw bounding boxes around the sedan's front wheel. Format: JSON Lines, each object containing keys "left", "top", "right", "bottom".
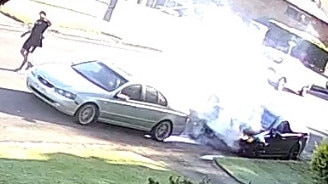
{"left": 300, "top": 86, "right": 310, "bottom": 97}
{"left": 151, "top": 121, "right": 172, "bottom": 142}
{"left": 74, "top": 103, "right": 99, "bottom": 125}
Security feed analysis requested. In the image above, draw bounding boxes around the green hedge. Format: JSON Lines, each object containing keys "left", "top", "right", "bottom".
{"left": 311, "top": 139, "right": 328, "bottom": 184}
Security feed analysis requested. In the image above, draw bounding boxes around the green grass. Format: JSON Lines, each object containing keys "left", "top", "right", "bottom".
{"left": 215, "top": 156, "right": 313, "bottom": 184}
{"left": 0, "top": 144, "right": 176, "bottom": 184}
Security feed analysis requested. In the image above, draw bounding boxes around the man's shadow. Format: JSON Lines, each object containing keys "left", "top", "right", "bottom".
{"left": 0, "top": 67, "right": 16, "bottom": 72}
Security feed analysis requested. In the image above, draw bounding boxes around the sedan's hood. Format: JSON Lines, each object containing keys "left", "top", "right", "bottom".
{"left": 35, "top": 64, "right": 107, "bottom": 94}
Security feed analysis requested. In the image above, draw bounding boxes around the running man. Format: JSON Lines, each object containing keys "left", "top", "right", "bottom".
{"left": 14, "top": 11, "right": 51, "bottom": 72}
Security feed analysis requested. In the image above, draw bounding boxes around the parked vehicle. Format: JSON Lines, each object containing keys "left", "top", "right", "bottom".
{"left": 258, "top": 19, "right": 328, "bottom": 95}
{"left": 186, "top": 95, "right": 309, "bottom": 160}
{"left": 306, "top": 83, "right": 328, "bottom": 101}
{"left": 26, "top": 60, "right": 187, "bottom": 141}
{"left": 264, "top": 46, "right": 316, "bottom": 95}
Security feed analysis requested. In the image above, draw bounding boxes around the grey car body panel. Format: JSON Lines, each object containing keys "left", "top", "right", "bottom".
{"left": 27, "top": 61, "right": 187, "bottom": 135}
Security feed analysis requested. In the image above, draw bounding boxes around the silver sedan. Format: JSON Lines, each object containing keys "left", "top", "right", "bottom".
{"left": 26, "top": 60, "right": 187, "bottom": 141}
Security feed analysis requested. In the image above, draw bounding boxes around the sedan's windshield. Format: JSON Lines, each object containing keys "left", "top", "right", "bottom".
{"left": 72, "top": 61, "right": 128, "bottom": 92}
{"left": 261, "top": 108, "right": 278, "bottom": 130}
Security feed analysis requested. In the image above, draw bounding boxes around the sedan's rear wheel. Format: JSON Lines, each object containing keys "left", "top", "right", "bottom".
{"left": 151, "top": 121, "right": 172, "bottom": 142}
{"left": 74, "top": 103, "right": 99, "bottom": 125}
{"left": 276, "top": 77, "right": 286, "bottom": 91}
{"left": 288, "top": 143, "right": 300, "bottom": 160}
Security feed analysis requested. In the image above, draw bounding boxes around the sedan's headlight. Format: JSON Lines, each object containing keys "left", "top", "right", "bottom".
{"left": 55, "top": 88, "right": 77, "bottom": 100}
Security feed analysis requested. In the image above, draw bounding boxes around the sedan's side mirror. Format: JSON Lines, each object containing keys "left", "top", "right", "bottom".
{"left": 116, "top": 93, "right": 130, "bottom": 101}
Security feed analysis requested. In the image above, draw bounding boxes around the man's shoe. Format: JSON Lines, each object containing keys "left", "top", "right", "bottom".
{"left": 25, "top": 62, "right": 34, "bottom": 70}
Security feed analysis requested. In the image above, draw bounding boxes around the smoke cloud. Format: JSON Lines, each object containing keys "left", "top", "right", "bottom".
{"left": 156, "top": 3, "right": 273, "bottom": 150}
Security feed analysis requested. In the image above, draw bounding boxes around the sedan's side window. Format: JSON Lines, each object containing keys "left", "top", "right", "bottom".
{"left": 276, "top": 121, "right": 292, "bottom": 133}
{"left": 145, "top": 86, "right": 158, "bottom": 104}
{"left": 158, "top": 92, "right": 168, "bottom": 106}
{"left": 121, "top": 84, "right": 142, "bottom": 101}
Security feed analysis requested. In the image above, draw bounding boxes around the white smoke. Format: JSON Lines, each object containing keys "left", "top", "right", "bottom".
{"left": 159, "top": 4, "right": 272, "bottom": 149}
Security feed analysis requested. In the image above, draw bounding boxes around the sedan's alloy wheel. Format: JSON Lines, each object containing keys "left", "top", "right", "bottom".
{"left": 76, "top": 104, "right": 98, "bottom": 125}
{"left": 152, "top": 121, "right": 172, "bottom": 142}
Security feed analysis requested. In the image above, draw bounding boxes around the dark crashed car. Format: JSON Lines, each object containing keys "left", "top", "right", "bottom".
{"left": 186, "top": 100, "right": 309, "bottom": 160}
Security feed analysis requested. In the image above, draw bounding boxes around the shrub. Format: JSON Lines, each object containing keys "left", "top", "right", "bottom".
{"left": 148, "top": 175, "right": 211, "bottom": 184}
{"left": 311, "top": 139, "right": 328, "bottom": 184}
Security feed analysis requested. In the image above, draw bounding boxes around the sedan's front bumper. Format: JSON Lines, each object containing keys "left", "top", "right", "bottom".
{"left": 26, "top": 72, "right": 78, "bottom": 116}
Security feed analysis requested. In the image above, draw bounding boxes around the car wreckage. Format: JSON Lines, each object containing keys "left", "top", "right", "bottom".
{"left": 185, "top": 95, "right": 309, "bottom": 160}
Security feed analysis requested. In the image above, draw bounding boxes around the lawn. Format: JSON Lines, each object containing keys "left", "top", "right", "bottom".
{"left": 215, "top": 156, "right": 313, "bottom": 184}
{"left": 0, "top": 143, "right": 176, "bottom": 184}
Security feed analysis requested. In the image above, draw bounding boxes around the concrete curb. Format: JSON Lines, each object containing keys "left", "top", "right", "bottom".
{"left": 212, "top": 159, "right": 249, "bottom": 184}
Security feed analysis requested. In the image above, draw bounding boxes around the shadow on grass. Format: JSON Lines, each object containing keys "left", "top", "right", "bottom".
{"left": 0, "top": 152, "right": 174, "bottom": 184}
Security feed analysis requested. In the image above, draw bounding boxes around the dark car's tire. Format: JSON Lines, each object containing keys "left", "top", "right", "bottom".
{"left": 276, "top": 77, "right": 287, "bottom": 91}
{"left": 151, "top": 120, "right": 172, "bottom": 142}
{"left": 288, "top": 143, "right": 301, "bottom": 160}
{"left": 74, "top": 103, "right": 99, "bottom": 125}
